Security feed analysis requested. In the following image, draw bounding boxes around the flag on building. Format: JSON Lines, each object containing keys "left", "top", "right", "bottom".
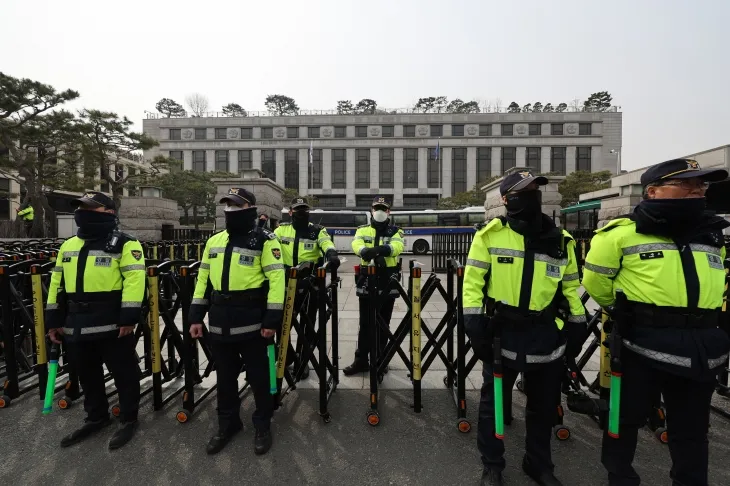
{"left": 433, "top": 140, "right": 440, "bottom": 160}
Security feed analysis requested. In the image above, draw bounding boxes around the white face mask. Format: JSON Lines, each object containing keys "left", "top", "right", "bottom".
{"left": 224, "top": 205, "right": 244, "bottom": 212}
{"left": 372, "top": 210, "right": 388, "bottom": 223}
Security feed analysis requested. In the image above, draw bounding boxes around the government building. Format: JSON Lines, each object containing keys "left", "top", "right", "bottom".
{"left": 142, "top": 110, "right": 622, "bottom": 209}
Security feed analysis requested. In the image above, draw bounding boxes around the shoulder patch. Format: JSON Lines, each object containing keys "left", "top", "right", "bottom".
{"left": 280, "top": 222, "right": 291, "bottom": 226}
{"left": 386, "top": 225, "right": 400, "bottom": 237}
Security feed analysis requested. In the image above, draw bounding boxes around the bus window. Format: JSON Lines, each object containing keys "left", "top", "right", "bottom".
{"left": 354, "top": 214, "right": 368, "bottom": 226}
{"left": 391, "top": 214, "right": 410, "bottom": 227}
{"left": 410, "top": 214, "right": 438, "bottom": 227}
{"left": 438, "top": 213, "right": 466, "bottom": 226}
{"left": 467, "top": 213, "right": 485, "bottom": 225}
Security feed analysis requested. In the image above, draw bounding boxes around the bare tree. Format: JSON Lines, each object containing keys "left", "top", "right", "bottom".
{"left": 570, "top": 98, "right": 582, "bottom": 112}
{"left": 494, "top": 98, "right": 503, "bottom": 113}
{"left": 186, "top": 93, "right": 210, "bottom": 117}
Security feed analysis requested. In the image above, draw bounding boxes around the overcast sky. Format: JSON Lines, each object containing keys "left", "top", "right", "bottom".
{"left": 2, "top": 0, "right": 728, "bottom": 170}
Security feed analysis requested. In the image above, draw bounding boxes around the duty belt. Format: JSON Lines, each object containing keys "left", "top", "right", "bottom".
{"left": 493, "top": 302, "right": 555, "bottom": 328}
{"left": 630, "top": 303, "right": 719, "bottom": 329}
{"left": 68, "top": 300, "right": 119, "bottom": 313}
{"left": 211, "top": 290, "right": 266, "bottom": 305}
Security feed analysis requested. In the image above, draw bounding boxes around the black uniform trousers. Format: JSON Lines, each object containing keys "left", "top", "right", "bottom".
{"left": 478, "top": 359, "right": 562, "bottom": 473}
{"left": 356, "top": 293, "right": 395, "bottom": 362}
{"left": 212, "top": 335, "right": 275, "bottom": 432}
{"left": 601, "top": 350, "right": 715, "bottom": 486}
{"left": 67, "top": 334, "right": 141, "bottom": 423}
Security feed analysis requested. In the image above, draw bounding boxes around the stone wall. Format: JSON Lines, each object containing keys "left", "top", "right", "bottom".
{"left": 483, "top": 167, "right": 564, "bottom": 221}
{"left": 118, "top": 197, "right": 179, "bottom": 240}
{"left": 213, "top": 169, "right": 285, "bottom": 229}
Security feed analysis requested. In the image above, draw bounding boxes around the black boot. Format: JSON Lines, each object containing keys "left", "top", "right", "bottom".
{"left": 108, "top": 421, "right": 139, "bottom": 450}
{"left": 206, "top": 423, "right": 243, "bottom": 455}
{"left": 343, "top": 357, "right": 369, "bottom": 376}
{"left": 254, "top": 428, "right": 272, "bottom": 455}
{"left": 522, "top": 459, "right": 563, "bottom": 486}
{"left": 60, "top": 417, "right": 112, "bottom": 448}
{"left": 480, "top": 468, "right": 504, "bottom": 486}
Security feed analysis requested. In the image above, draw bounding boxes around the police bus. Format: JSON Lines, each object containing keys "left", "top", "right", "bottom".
{"left": 280, "top": 207, "right": 486, "bottom": 254}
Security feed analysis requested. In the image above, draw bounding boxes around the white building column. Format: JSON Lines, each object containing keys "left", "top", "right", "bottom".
{"left": 418, "top": 147, "right": 428, "bottom": 188}
{"left": 466, "top": 147, "right": 477, "bottom": 190}
{"left": 516, "top": 147, "right": 526, "bottom": 169}
{"left": 346, "top": 148, "right": 356, "bottom": 207}
{"left": 491, "top": 147, "right": 501, "bottom": 177}
{"left": 541, "top": 146, "right": 551, "bottom": 174}
{"left": 394, "top": 148, "right": 404, "bottom": 207}
{"left": 252, "top": 149, "right": 262, "bottom": 171}
{"left": 370, "top": 148, "right": 379, "bottom": 190}
{"left": 229, "top": 150, "right": 238, "bottom": 174}
{"left": 322, "top": 149, "right": 332, "bottom": 189}
{"left": 183, "top": 151, "right": 193, "bottom": 171}
{"left": 441, "top": 147, "right": 452, "bottom": 198}
{"left": 566, "top": 146, "right": 577, "bottom": 175}
{"left": 275, "top": 149, "right": 285, "bottom": 187}
{"left": 592, "top": 146, "right": 604, "bottom": 173}
{"left": 299, "top": 148, "right": 309, "bottom": 194}
{"left": 205, "top": 150, "right": 215, "bottom": 173}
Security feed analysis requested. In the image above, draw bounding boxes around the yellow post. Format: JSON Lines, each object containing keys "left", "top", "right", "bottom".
{"left": 600, "top": 309, "right": 611, "bottom": 389}
{"left": 147, "top": 269, "right": 161, "bottom": 375}
{"left": 411, "top": 268, "right": 422, "bottom": 381}
{"left": 276, "top": 269, "right": 299, "bottom": 381}
{"left": 152, "top": 245, "right": 158, "bottom": 260}
{"left": 169, "top": 244, "right": 174, "bottom": 261}
{"left": 31, "top": 265, "right": 47, "bottom": 366}
{"left": 184, "top": 243, "right": 189, "bottom": 260}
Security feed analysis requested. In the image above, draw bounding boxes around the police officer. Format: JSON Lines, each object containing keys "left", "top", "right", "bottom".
{"left": 582, "top": 159, "right": 730, "bottom": 486}
{"left": 45, "top": 191, "right": 145, "bottom": 450}
{"left": 463, "top": 172, "right": 585, "bottom": 486}
{"left": 189, "top": 188, "right": 285, "bottom": 455}
{"left": 16, "top": 203, "right": 34, "bottom": 236}
{"left": 274, "top": 197, "right": 340, "bottom": 379}
{"left": 344, "top": 196, "right": 404, "bottom": 376}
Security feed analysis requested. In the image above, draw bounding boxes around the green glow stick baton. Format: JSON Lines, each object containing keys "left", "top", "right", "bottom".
{"left": 267, "top": 344, "right": 277, "bottom": 395}
{"left": 608, "top": 371, "right": 621, "bottom": 438}
{"left": 42, "top": 344, "right": 60, "bottom": 415}
{"left": 493, "top": 335, "right": 504, "bottom": 439}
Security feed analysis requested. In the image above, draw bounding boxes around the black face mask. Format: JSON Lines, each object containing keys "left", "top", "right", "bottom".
{"left": 292, "top": 211, "right": 310, "bottom": 231}
{"left": 634, "top": 197, "right": 707, "bottom": 239}
{"left": 258, "top": 218, "right": 268, "bottom": 228}
{"left": 225, "top": 207, "right": 257, "bottom": 235}
{"left": 505, "top": 189, "right": 543, "bottom": 222}
{"left": 75, "top": 210, "right": 117, "bottom": 240}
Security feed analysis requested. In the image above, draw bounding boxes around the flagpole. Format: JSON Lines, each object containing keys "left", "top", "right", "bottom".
{"left": 438, "top": 137, "right": 442, "bottom": 198}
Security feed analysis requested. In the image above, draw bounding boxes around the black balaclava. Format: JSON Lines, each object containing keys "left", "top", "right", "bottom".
{"left": 225, "top": 206, "right": 258, "bottom": 235}
{"left": 633, "top": 197, "right": 707, "bottom": 239}
{"left": 505, "top": 189, "right": 544, "bottom": 235}
{"left": 292, "top": 210, "right": 310, "bottom": 232}
{"left": 75, "top": 210, "right": 117, "bottom": 240}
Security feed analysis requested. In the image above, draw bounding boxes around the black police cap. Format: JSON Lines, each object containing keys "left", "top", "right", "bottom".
{"left": 219, "top": 187, "right": 256, "bottom": 206}
{"left": 290, "top": 197, "right": 310, "bottom": 209}
{"left": 372, "top": 196, "right": 391, "bottom": 209}
{"left": 640, "top": 158, "right": 728, "bottom": 187}
{"left": 499, "top": 171, "right": 548, "bottom": 196}
{"left": 70, "top": 191, "right": 116, "bottom": 210}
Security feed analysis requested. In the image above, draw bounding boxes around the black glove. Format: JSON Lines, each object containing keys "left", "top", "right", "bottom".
{"left": 565, "top": 321, "right": 587, "bottom": 359}
{"left": 465, "top": 314, "right": 493, "bottom": 362}
{"left": 376, "top": 245, "right": 391, "bottom": 257}
{"left": 360, "top": 247, "right": 378, "bottom": 261}
{"left": 326, "top": 250, "right": 340, "bottom": 270}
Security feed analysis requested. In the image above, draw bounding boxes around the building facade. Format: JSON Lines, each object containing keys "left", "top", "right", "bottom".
{"left": 143, "top": 111, "right": 622, "bottom": 209}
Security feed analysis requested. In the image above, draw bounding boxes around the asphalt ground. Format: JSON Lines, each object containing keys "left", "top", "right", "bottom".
{"left": 3, "top": 379, "right": 730, "bottom": 485}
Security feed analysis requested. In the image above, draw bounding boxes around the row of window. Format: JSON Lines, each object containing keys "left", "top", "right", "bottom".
{"left": 313, "top": 195, "right": 443, "bottom": 210}
{"left": 172, "top": 146, "right": 592, "bottom": 193}
{"left": 169, "top": 122, "right": 593, "bottom": 140}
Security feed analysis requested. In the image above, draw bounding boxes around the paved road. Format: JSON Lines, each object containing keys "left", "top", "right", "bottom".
{"left": 3, "top": 386, "right": 730, "bottom": 485}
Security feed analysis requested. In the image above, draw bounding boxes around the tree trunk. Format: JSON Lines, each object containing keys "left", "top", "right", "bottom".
{"left": 182, "top": 207, "right": 190, "bottom": 226}
{"left": 193, "top": 205, "right": 199, "bottom": 230}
